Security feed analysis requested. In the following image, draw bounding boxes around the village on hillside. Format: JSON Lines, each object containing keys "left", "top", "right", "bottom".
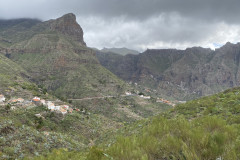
{"left": 125, "top": 91, "right": 180, "bottom": 107}
{"left": 127, "top": 82, "right": 188, "bottom": 107}
{"left": 0, "top": 94, "right": 78, "bottom": 115}
{"left": 0, "top": 90, "right": 179, "bottom": 116}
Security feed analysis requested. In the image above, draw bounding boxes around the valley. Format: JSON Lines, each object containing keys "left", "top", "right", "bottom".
{"left": 0, "top": 12, "right": 240, "bottom": 160}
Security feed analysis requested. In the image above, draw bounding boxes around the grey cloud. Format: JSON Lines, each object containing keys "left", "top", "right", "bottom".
{"left": 79, "top": 14, "right": 239, "bottom": 51}
{"left": 0, "top": 0, "right": 239, "bottom": 51}
{"left": 64, "top": 0, "right": 240, "bottom": 24}
{"left": 1, "top": 0, "right": 240, "bottom": 23}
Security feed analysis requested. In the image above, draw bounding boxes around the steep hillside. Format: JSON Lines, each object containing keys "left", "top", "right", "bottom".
{"left": 97, "top": 44, "right": 240, "bottom": 100}
{"left": 0, "top": 13, "right": 125, "bottom": 99}
{"left": 96, "top": 51, "right": 139, "bottom": 81}
{"left": 0, "top": 53, "right": 41, "bottom": 98}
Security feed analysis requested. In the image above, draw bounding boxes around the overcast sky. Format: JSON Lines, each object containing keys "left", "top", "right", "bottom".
{"left": 0, "top": 0, "right": 240, "bottom": 51}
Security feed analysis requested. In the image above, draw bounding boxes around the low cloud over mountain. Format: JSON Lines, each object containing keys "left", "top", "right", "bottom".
{"left": 1, "top": 0, "right": 240, "bottom": 51}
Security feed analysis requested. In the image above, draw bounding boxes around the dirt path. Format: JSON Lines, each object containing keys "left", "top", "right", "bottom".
{"left": 68, "top": 95, "right": 136, "bottom": 101}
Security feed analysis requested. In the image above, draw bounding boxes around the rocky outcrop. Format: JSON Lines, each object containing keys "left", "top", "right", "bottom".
{"left": 48, "top": 13, "right": 86, "bottom": 46}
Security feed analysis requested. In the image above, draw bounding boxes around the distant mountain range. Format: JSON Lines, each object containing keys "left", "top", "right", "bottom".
{"left": 97, "top": 43, "right": 240, "bottom": 100}
{"left": 100, "top": 47, "right": 139, "bottom": 55}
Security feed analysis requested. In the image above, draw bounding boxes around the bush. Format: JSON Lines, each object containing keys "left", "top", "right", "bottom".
{"left": 86, "top": 116, "right": 239, "bottom": 160}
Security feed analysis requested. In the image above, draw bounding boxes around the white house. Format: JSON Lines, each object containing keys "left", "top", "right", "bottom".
{"left": 143, "top": 96, "right": 151, "bottom": 99}
{"left": 35, "top": 113, "right": 42, "bottom": 118}
{"left": 0, "top": 94, "right": 6, "bottom": 102}
{"left": 47, "top": 101, "right": 55, "bottom": 110}
{"left": 139, "top": 95, "right": 151, "bottom": 99}
{"left": 125, "top": 92, "right": 132, "bottom": 96}
{"left": 55, "top": 106, "right": 61, "bottom": 111}
{"left": 49, "top": 105, "right": 55, "bottom": 110}
{"left": 40, "top": 99, "right": 46, "bottom": 106}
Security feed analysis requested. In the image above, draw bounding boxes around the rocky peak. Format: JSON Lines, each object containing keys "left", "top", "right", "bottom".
{"left": 185, "top": 47, "right": 212, "bottom": 54}
{"left": 225, "top": 42, "right": 233, "bottom": 46}
{"left": 219, "top": 42, "right": 235, "bottom": 49}
{"left": 49, "top": 13, "right": 86, "bottom": 46}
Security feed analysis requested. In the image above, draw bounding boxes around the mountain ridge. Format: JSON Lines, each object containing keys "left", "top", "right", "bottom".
{"left": 97, "top": 42, "right": 240, "bottom": 100}
{"left": 100, "top": 47, "right": 139, "bottom": 55}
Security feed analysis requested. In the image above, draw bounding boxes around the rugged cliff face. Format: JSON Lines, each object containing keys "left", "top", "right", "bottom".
{"left": 97, "top": 43, "right": 240, "bottom": 100}
{"left": 0, "top": 13, "right": 125, "bottom": 99}
{"left": 48, "top": 13, "right": 86, "bottom": 46}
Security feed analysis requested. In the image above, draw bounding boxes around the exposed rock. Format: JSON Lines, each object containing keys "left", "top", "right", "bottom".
{"left": 49, "top": 13, "right": 86, "bottom": 46}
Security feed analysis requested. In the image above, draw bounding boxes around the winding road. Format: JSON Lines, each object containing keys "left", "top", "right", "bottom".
{"left": 68, "top": 94, "right": 136, "bottom": 101}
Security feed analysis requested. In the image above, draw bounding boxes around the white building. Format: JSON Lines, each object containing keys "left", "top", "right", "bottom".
{"left": 47, "top": 101, "right": 55, "bottom": 110}
{"left": 143, "top": 96, "right": 151, "bottom": 99}
{"left": 125, "top": 92, "right": 132, "bottom": 96}
{"left": 0, "top": 94, "right": 6, "bottom": 102}
{"left": 40, "top": 99, "right": 46, "bottom": 106}
{"left": 139, "top": 95, "right": 151, "bottom": 99}
{"left": 35, "top": 113, "right": 42, "bottom": 118}
{"left": 55, "top": 106, "right": 61, "bottom": 111}
{"left": 49, "top": 106, "right": 55, "bottom": 110}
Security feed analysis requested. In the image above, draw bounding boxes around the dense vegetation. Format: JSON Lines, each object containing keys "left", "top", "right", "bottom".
{"left": 35, "top": 87, "right": 240, "bottom": 159}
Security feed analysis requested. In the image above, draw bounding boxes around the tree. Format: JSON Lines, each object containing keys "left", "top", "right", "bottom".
{"left": 5, "top": 104, "right": 11, "bottom": 113}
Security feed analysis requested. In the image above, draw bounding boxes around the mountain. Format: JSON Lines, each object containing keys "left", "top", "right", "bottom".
{"left": 0, "top": 13, "right": 126, "bottom": 99}
{"left": 100, "top": 47, "right": 139, "bottom": 55}
{"left": 97, "top": 43, "right": 240, "bottom": 100}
